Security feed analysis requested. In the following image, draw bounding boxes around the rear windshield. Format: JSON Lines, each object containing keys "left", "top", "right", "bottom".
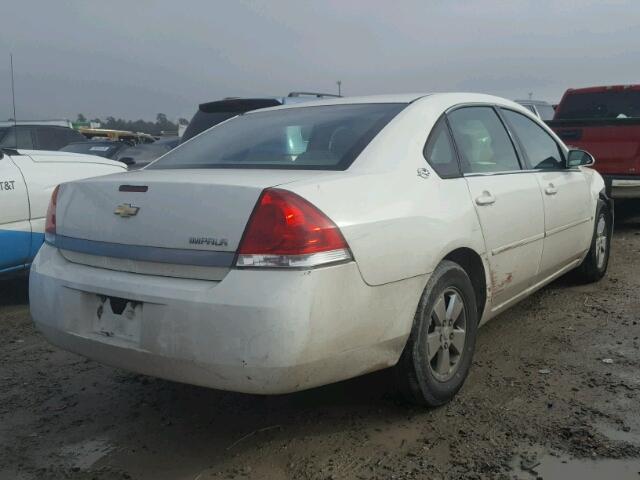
{"left": 556, "top": 90, "right": 640, "bottom": 119}
{"left": 150, "top": 103, "right": 406, "bottom": 170}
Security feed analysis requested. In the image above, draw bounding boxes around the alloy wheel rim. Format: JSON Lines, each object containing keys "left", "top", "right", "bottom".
{"left": 595, "top": 214, "right": 608, "bottom": 270}
{"left": 426, "top": 287, "right": 467, "bottom": 382}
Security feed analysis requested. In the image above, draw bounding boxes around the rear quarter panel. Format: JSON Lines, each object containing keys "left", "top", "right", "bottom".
{"left": 286, "top": 96, "right": 488, "bottom": 287}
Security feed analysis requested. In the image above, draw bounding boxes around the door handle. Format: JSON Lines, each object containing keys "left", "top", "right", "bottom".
{"left": 545, "top": 183, "right": 558, "bottom": 195}
{"left": 475, "top": 191, "right": 496, "bottom": 206}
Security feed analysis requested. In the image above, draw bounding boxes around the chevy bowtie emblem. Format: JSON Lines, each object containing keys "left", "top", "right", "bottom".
{"left": 114, "top": 203, "right": 140, "bottom": 218}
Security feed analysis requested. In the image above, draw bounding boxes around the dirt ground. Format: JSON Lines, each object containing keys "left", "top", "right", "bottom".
{"left": 2, "top": 202, "right": 640, "bottom": 480}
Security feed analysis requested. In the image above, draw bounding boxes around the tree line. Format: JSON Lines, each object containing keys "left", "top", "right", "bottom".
{"left": 76, "top": 113, "right": 189, "bottom": 136}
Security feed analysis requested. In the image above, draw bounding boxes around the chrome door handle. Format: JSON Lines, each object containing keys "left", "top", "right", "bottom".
{"left": 545, "top": 183, "right": 558, "bottom": 195}
{"left": 475, "top": 191, "right": 496, "bottom": 206}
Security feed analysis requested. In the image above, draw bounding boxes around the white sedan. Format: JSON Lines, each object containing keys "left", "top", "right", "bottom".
{"left": 30, "top": 93, "right": 611, "bottom": 406}
{"left": 0, "top": 149, "right": 126, "bottom": 277}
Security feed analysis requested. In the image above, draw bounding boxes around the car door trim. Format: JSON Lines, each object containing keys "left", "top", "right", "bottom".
{"left": 51, "top": 235, "right": 236, "bottom": 267}
{"left": 545, "top": 217, "right": 592, "bottom": 237}
{"left": 491, "top": 232, "right": 545, "bottom": 256}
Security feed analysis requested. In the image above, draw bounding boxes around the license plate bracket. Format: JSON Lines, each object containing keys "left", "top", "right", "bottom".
{"left": 94, "top": 295, "right": 142, "bottom": 343}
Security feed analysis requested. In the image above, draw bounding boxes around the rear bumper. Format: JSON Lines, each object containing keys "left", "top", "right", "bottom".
{"left": 604, "top": 175, "right": 640, "bottom": 199}
{"left": 29, "top": 245, "right": 423, "bottom": 394}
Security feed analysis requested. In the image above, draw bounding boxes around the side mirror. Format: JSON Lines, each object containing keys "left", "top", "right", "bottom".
{"left": 567, "top": 149, "right": 595, "bottom": 168}
{"left": 118, "top": 157, "right": 135, "bottom": 166}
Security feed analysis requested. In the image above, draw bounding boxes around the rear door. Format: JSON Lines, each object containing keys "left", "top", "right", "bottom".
{"left": 501, "top": 108, "right": 592, "bottom": 278}
{"left": 0, "top": 153, "right": 30, "bottom": 272}
{"left": 447, "top": 106, "right": 545, "bottom": 308}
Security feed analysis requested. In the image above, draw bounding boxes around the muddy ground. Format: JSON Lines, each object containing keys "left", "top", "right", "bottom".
{"left": 1, "top": 202, "right": 640, "bottom": 480}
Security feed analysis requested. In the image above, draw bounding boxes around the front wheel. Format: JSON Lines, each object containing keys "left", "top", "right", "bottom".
{"left": 575, "top": 201, "right": 612, "bottom": 283}
{"left": 394, "top": 260, "right": 478, "bottom": 406}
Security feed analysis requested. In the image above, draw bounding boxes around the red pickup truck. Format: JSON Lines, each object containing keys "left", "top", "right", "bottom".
{"left": 548, "top": 85, "right": 640, "bottom": 199}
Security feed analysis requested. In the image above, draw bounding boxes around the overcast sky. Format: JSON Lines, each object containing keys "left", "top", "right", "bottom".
{"left": 1, "top": 0, "right": 639, "bottom": 122}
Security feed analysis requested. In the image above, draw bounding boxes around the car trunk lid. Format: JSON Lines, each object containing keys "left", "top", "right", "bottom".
{"left": 54, "top": 169, "right": 325, "bottom": 280}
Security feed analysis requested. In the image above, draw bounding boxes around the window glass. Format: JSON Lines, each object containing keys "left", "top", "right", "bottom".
{"left": 424, "top": 119, "right": 459, "bottom": 178}
{"left": 36, "top": 127, "right": 66, "bottom": 150}
{"left": 447, "top": 107, "right": 521, "bottom": 174}
{"left": 66, "top": 129, "right": 86, "bottom": 144}
{"left": 150, "top": 103, "right": 406, "bottom": 170}
{"left": 0, "top": 126, "right": 34, "bottom": 149}
{"left": 555, "top": 90, "right": 640, "bottom": 119}
{"left": 535, "top": 104, "right": 555, "bottom": 121}
{"left": 502, "top": 109, "right": 564, "bottom": 169}
{"left": 16, "top": 127, "right": 34, "bottom": 149}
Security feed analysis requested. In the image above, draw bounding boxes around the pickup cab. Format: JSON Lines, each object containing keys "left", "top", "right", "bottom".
{"left": 548, "top": 85, "right": 640, "bottom": 198}
{"left": 0, "top": 149, "right": 126, "bottom": 277}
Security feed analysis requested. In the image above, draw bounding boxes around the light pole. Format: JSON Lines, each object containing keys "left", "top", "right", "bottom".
{"left": 337, "top": 80, "right": 342, "bottom": 96}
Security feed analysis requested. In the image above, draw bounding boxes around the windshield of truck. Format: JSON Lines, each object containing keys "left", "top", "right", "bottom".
{"left": 150, "top": 103, "right": 406, "bottom": 170}
{"left": 556, "top": 90, "right": 640, "bottom": 119}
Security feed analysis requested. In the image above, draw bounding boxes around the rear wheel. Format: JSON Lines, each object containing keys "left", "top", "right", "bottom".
{"left": 575, "top": 201, "right": 611, "bottom": 283}
{"left": 395, "top": 260, "right": 478, "bottom": 406}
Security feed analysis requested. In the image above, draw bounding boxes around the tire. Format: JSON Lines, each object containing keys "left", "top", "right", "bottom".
{"left": 394, "top": 260, "right": 478, "bottom": 407}
{"left": 575, "top": 200, "right": 612, "bottom": 283}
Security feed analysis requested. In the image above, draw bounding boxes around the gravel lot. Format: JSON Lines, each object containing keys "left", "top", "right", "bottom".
{"left": 2, "top": 202, "right": 640, "bottom": 480}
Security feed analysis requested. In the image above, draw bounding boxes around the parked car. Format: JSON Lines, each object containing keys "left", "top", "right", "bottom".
{"left": 515, "top": 99, "right": 556, "bottom": 120}
{"left": 0, "top": 124, "right": 86, "bottom": 150}
{"left": 60, "top": 140, "right": 132, "bottom": 160}
{"left": 30, "top": 93, "right": 611, "bottom": 406}
{"left": 548, "top": 84, "right": 640, "bottom": 199}
{"left": 0, "top": 148, "right": 126, "bottom": 277}
{"left": 181, "top": 92, "right": 341, "bottom": 143}
{"left": 79, "top": 128, "right": 156, "bottom": 144}
{"left": 115, "top": 141, "right": 177, "bottom": 170}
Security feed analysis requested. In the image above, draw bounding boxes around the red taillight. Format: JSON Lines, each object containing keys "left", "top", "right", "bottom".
{"left": 44, "top": 185, "right": 59, "bottom": 243}
{"left": 236, "top": 188, "right": 351, "bottom": 268}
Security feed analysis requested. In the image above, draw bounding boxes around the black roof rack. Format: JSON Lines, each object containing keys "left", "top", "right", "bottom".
{"left": 287, "top": 91, "right": 342, "bottom": 98}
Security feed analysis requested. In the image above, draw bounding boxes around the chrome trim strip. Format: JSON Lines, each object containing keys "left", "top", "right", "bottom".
{"left": 491, "top": 217, "right": 592, "bottom": 256}
{"left": 464, "top": 168, "right": 581, "bottom": 178}
{"left": 545, "top": 217, "right": 592, "bottom": 237}
{"left": 50, "top": 235, "right": 235, "bottom": 267}
{"left": 491, "top": 232, "right": 544, "bottom": 256}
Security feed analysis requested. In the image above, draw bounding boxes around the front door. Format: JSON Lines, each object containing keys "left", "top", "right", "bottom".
{"left": 447, "top": 106, "right": 545, "bottom": 308}
{"left": 0, "top": 154, "right": 30, "bottom": 272}
{"left": 500, "top": 108, "right": 592, "bottom": 279}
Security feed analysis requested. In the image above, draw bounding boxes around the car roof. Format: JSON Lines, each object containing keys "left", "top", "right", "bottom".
{"left": 246, "top": 92, "right": 527, "bottom": 113}
{"left": 515, "top": 99, "right": 552, "bottom": 106}
{"left": 564, "top": 84, "right": 640, "bottom": 94}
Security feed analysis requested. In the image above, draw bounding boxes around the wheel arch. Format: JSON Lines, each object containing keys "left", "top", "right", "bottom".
{"left": 442, "top": 247, "right": 488, "bottom": 322}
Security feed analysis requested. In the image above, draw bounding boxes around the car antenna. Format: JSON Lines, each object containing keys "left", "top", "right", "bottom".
{"left": 10, "top": 53, "right": 18, "bottom": 149}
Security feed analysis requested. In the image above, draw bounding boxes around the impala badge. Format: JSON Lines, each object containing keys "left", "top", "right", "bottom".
{"left": 114, "top": 203, "right": 140, "bottom": 218}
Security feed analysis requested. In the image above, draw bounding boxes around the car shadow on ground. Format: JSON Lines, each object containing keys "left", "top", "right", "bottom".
{"left": 0, "top": 277, "right": 29, "bottom": 307}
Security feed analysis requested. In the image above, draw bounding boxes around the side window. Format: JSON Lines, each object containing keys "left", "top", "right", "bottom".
{"left": 447, "top": 107, "right": 521, "bottom": 174}
{"left": 0, "top": 127, "right": 34, "bottom": 149}
{"left": 67, "top": 129, "right": 86, "bottom": 145}
{"left": 16, "top": 127, "right": 35, "bottom": 149}
{"left": 501, "top": 109, "right": 564, "bottom": 169}
{"left": 36, "top": 127, "right": 65, "bottom": 150}
{"left": 423, "top": 119, "right": 460, "bottom": 178}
